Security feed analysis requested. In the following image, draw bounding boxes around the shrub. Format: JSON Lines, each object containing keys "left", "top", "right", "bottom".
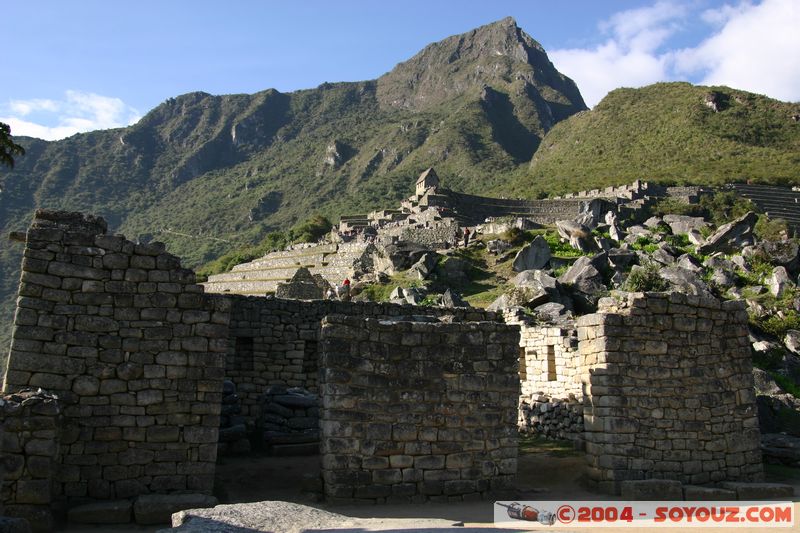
{"left": 755, "top": 215, "right": 789, "bottom": 241}
{"left": 623, "top": 262, "right": 668, "bottom": 292}
{"left": 750, "top": 309, "right": 800, "bottom": 339}
{"left": 544, "top": 232, "right": 584, "bottom": 258}
{"left": 501, "top": 227, "right": 526, "bottom": 245}
{"left": 292, "top": 214, "right": 332, "bottom": 243}
{"left": 650, "top": 197, "right": 705, "bottom": 217}
{"left": 699, "top": 191, "right": 755, "bottom": 225}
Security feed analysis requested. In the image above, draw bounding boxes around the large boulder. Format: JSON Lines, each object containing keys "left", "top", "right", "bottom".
{"left": 676, "top": 253, "right": 702, "bottom": 273}
{"left": 556, "top": 220, "right": 596, "bottom": 253}
{"left": 608, "top": 222, "right": 625, "bottom": 242}
{"left": 768, "top": 266, "right": 793, "bottom": 297}
{"left": 408, "top": 252, "right": 439, "bottom": 280}
{"left": 532, "top": 302, "right": 572, "bottom": 323}
{"left": 440, "top": 288, "right": 469, "bottom": 308}
{"left": 758, "top": 240, "right": 800, "bottom": 275}
{"left": 438, "top": 256, "right": 469, "bottom": 285}
{"left": 659, "top": 266, "right": 714, "bottom": 297}
{"left": 509, "top": 270, "right": 561, "bottom": 307}
{"left": 375, "top": 242, "right": 430, "bottom": 273}
{"left": 404, "top": 286, "right": 424, "bottom": 305}
{"left": 607, "top": 248, "right": 638, "bottom": 270}
{"left": 663, "top": 214, "right": 709, "bottom": 235}
{"left": 558, "top": 256, "right": 606, "bottom": 312}
{"left": 512, "top": 235, "right": 551, "bottom": 272}
{"left": 785, "top": 330, "right": 800, "bottom": 355}
{"left": 486, "top": 293, "right": 510, "bottom": 312}
{"left": 486, "top": 239, "right": 511, "bottom": 255}
{"left": 650, "top": 242, "right": 677, "bottom": 265}
{"left": 697, "top": 211, "right": 758, "bottom": 255}
{"left": 686, "top": 228, "right": 705, "bottom": 246}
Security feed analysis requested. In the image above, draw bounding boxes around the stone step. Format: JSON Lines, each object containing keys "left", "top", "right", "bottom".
{"left": 269, "top": 442, "right": 320, "bottom": 456}
{"left": 209, "top": 266, "right": 315, "bottom": 282}
{"left": 203, "top": 279, "right": 284, "bottom": 294}
{"left": 232, "top": 254, "right": 331, "bottom": 271}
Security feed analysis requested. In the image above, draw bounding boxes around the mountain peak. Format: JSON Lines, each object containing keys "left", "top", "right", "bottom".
{"left": 376, "top": 18, "right": 584, "bottom": 113}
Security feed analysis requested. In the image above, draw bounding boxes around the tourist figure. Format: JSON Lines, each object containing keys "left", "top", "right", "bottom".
{"left": 463, "top": 227, "right": 470, "bottom": 248}
{"left": 326, "top": 287, "right": 336, "bottom": 300}
{"left": 340, "top": 278, "right": 351, "bottom": 301}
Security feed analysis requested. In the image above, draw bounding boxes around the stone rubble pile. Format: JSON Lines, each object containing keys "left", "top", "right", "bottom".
{"left": 518, "top": 394, "right": 583, "bottom": 442}
{"left": 217, "top": 380, "right": 251, "bottom": 455}
{"left": 257, "top": 385, "right": 319, "bottom": 454}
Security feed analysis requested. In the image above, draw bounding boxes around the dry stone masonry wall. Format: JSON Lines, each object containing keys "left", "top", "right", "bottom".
{"left": 0, "top": 389, "right": 62, "bottom": 531}
{"left": 2, "top": 210, "right": 230, "bottom": 505}
{"left": 578, "top": 292, "right": 763, "bottom": 493}
{"left": 224, "top": 295, "right": 498, "bottom": 426}
{"left": 518, "top": 394, "right": 584, "bottom": 443}
{"left": 506, "top": 312, "right": 584, "bottom": 442}
{"left": 318, "top": 315, "right": 519, "bottom": 503}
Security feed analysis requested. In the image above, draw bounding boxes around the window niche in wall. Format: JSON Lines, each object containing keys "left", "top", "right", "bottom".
{"left": 546, "top": 345, "right": 556, "bottom": 381}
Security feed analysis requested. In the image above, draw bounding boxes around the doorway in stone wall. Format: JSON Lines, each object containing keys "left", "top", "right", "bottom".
{"left": 215, "top": 381, "right": 322, "bottom": 503}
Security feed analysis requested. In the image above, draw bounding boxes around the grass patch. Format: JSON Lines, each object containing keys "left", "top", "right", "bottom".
{"left": 463, "top": 284, "right": 508, "bottom": 308}
{"left": 519, "top": 434, "right": 581, "bottom": 457}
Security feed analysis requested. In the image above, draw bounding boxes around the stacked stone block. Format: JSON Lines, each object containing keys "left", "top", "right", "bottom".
{"left": 578, "top": 292, "right": 763, "bottom": 494}
{"left": 225, "top": 296, "right": 497, "bottom": 425}
{"left": 257, "top": 385, "right": 319, "bottom": 453}
{"left": 2, "top": 210, "right": 230, "bottom": 504}
{"left": 0, "top": 389, "right": 61, "bottom": 531}
{"left": 518, "top": 394, "right": 583, "bottom": 443}
{"left": 318, "top": 315, "right": 519, "bottom": 503}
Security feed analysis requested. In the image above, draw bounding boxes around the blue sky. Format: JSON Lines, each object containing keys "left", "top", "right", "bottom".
{"left": 2, "top": 0, "right": 798, "bottom": 140}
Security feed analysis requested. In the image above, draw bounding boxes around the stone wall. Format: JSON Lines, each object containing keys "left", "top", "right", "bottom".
{"left": 578, "top": 292, "right": 763, "bottom": 493}
{"left": 0, "top": 389, "right": 62, "bottom": 531}
{"left": 509, "top": 316, "right": 582, "bottom": 399}
{"left": 518, "top": 394, "right": 583, "bottom": 443}
{"left": 376, "top": 219, "right": 460, "bottom": 249}
{"left": 2, "top": 210, "right": 230, "bottom": 504}
{"left": 225, "top": 296, "right": 498, "bottom": 425}
{"left": 446, "top": 191, "right": 612, "bottom": 225}
{"left": 318, "top": 315, "right": 519, "bottom": 503}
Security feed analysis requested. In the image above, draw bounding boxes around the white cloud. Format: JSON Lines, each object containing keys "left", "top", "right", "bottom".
{"left": 549, "top": 0, "right": 800, "bottom": 108}
{"left": 675, "top": 0, "right": 800, "bottom": 102}
{"left": 550, "top": 1, "right": 688, "bottom": 107}
{"left": 1, "top": 90, "right": 141, "bottom": 141}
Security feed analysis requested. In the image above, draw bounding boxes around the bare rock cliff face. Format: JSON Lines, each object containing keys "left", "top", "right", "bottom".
{"left": 377, "top": 16, "right": 586, "bottom": 122}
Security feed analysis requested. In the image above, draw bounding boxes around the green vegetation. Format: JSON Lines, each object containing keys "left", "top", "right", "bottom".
{"left": 528, "top": 82, "right": 800, "bottom": 193}
{"left": 755, "top": 216, "right": 789, "bottom": 241}
{"left": 699, "top": 191, "right": 755, "bottom": 225}
{"left": 0, "top": 122, "right": 25, "bottom": 169}
{"left": 1, "top": 40, "right": 799, "bottom": 352}
{"left": 623, "top": 261, "right": 669, "bottom": 292}
{"left": 630, "top": 236, "right": 659, "bottom": 254}
{"left": 292, "top": 214, "right": 332, "bottom": 244}
{"left": 519, "top": 435, "right": 581, "bottom": 457}
{"left": 196, "top": 231, "right": 288, "bottom": 280}
{"left": 750, "top": 309, "right": 800, "bottom": 339}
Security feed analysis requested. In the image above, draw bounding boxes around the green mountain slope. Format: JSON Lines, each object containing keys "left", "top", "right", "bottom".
{"left": 0, "top": 17, "right": 586, "bottom": 349}
{"left": 526, "top": 82, "right": 800, "bottom": 195}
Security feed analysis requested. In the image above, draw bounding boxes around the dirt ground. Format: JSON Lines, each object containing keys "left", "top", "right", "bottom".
{"left": 64, "top": 445, "right": 800, "bottom": 531}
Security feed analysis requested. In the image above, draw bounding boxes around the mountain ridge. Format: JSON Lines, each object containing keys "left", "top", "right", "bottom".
{"left": 0, "top": 17, "right": 586, "bottom": 349}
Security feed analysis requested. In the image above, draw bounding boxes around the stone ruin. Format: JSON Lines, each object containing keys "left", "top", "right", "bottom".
{"left": 510, "top": 292, "right": 764, "bottom": 493}
{"left": 0, "top": 209, "right": 776, "bottom": 529}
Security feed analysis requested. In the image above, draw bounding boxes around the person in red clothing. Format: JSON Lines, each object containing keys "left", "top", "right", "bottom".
{"left": 341, "top": 278, "right": 351, "bottom": 301}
